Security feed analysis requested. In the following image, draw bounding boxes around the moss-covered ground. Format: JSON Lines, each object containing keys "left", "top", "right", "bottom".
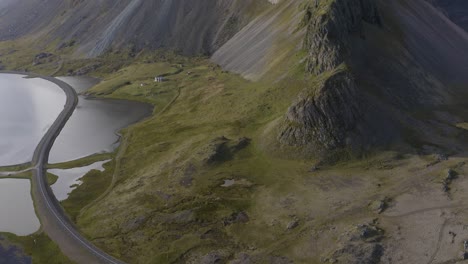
{"left": 1, "top": 32, "right": 468, "bottom": 263}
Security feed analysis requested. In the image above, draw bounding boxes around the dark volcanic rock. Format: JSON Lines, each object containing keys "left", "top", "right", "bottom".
{"left": 71, "top": 63, "right": 102, "bottom": 76}
{"left": 332, "top": 243, "right": 383, "bottom": 264}
{"left": 32, "top": 52, "right": 53, "bottom": 65}
{"left": 303, "top": 0, "right": 381, "bottom": 75}
{"left": 231, "top": 137, "right": 251, "bottom": 152}
{"left": 442, "top": 168, "right": 458, "bottom": 194}
{"left": 279, "top": 70, "right": 364, "bottom": 153}
{"left": 223, "top": 211, "right": 249, "bottom": 226}
{"left": 200, "top": 136, "right": 251, "bottom": 165}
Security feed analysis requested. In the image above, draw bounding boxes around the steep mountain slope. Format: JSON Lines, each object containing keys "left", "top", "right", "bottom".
{"left": 0, "top": 0, "right": 64, "bottom": 40}
{"left": 0, "top": 0, "right": 271, "bottom": 56}
{"left": 212, "top": 0, "right": 304, "bottom": 80}
{"left": 427, "top": 0, "right": 468, "bottom": 32}
{"left": 276, "top": 0, "right": 468, "bottom": 158}
{"left": 2, "top": 0, "right": 468, "bottom": 263}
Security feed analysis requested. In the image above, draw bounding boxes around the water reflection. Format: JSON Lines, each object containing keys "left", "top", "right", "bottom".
{"left": 0, "top": 74, "right": 65, "bottom": 166}
{"left": 0, "top": 179, "right": 40, "bottom": 236}
{"left": 49, "top": 77, "right": 152, "bottom": 163}
{"left": 49, "top": 160, "right": 110, "bottom": 201}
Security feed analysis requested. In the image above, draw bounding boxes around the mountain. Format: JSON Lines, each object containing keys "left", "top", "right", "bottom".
{"left": 427, "top": 0, "right": 468, "bottom": 32}
{"left": 2, "top": 0, "right": 468, "bottom": 263}
{"left": 0, "top": 0, "right": 270, "bottom": 56}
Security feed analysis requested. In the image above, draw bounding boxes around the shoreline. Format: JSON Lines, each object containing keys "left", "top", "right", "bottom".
{"left": 0, "top": 71, "right": 125, "bottom": 264}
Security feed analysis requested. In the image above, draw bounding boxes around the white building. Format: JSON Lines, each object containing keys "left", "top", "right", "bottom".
{"left": 155, "top": 76, "right": 164, "bottom": 82}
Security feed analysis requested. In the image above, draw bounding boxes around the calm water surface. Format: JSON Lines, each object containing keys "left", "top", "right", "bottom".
{"left": 0, "top": 179, "right": 40, "bottom": 235}
{"left": 0, "top": 74, "right": 65, "bottom": 166}
{"left": 49, "top": 160, "right": 110, "bottom": 201}
{"left": 49, "top": 77, "right": 152, "bottom": 163}
{"left": 0, "top": 74, "right": 151, "bottom": 237}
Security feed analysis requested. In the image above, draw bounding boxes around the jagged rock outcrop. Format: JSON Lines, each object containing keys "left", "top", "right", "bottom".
{"left": 279, "top": 69, "right": 363, "bottom": 153}
{"left": 327, "top": 221, "right": 384, "bottom": 264}
{"left": 304, "top": 0, "right": 381, "bottom": 75}
{"left": 278, "top": 0, "right": 381, "bottom": 154}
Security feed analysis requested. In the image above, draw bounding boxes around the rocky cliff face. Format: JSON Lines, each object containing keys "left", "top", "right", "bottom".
{"left": 277, "top": 0, "right": 468, "bottom": 156}
{"left": 304, "top": 0, "right": 380, "bottom": 75}
{"left": 279, "top": 69, "right": 363, "bottom": 152}
{"left": 278, "top": 0, "right": 382, "bottom": 155}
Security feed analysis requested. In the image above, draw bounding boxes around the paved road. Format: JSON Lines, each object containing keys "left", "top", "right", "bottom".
{"left": 1, "top": 72, "right": 125, "bottom": 264}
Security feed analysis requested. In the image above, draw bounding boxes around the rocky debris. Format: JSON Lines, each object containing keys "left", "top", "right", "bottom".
{"left": 32, "top": 52, "right": 53, "bottom": 65}
{"left": 120, "top": 215, "right": 147, "bottom": 233}
{"left": 351, "top": 223, "right": 384, "bottom": 243}
{"left": 203, "top": 136, "right": 232, "bottom": 164}
{"left": 199, "top": 136, "right": 251, "bottom": 165}
{"left": 57, "top": 40, "right": 76, "bottom": 50}
{"left": 442, "top": 169, "right": 458, "bottom": 194}
{"left": 303, "top": 0, "right": 381, "bottom": 75}
{"left": 69, "top": 63, "right": 102, "bottom": 76}
{"left": 152, "top": 210, "right": 194, "bottom": 225}
{"left": 155, "top": 190, "right": 172, "bottom": 201}
{"left": 309, "top": 165, "right": 320, "bottom": 172}
{"left": 223, "top": 211, "right": 249, "bottom": 226}
{"left": 200, "top": 229, "right": 224, "bottom": 240}
{"left": 34, "top": 52, "right": 53, "bottom": 60}
{"left": 327, "top": 221, "right": 384, "bottom": 264}
{"left": 279, "top": 70, "right": 364, "bottom": 153}
{"left": 331, "top": 243, "right": 383, "bottom": 264}
{"left": 369, "top": 197, "right": 391, "bottom": 214}
{"left": 199, "top": 252, "right": 223, "bottom": 264}
{"left": 179, "top": 163, "right": 197, "bottom": 187}
{"left": 232, "top": 137, "right": 251, "bottom": 151}
{"left": 437, "top": 153, "right": 449, "bottom": 161}
{"left": 286, "top": 219, "right": 300, "bottom": 230}
{"left": 426, "top": 152, "right": 449, "bottom": 167}
{"left": 449, "top": 231, "right": 457, "bottom": 243}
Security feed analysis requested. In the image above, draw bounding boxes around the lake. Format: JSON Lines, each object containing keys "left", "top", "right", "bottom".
{"left": 0, "top": 74, "right": 65, "bottom": 166}
{"left": 0, "top": 73, "right": 151, "bottom": 236}
{"left": 49, "top": 77, "right": 152, "bottom": 163}
{"left": 0, "top": 179, "right": 39, "bottom": 236}
{"left": 49, "top": 160, "right": 110, "bottom": 201}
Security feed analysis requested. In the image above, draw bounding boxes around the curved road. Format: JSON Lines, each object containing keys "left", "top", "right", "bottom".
{"left": 2, "top": 72, "right": 125, "bottom": 264}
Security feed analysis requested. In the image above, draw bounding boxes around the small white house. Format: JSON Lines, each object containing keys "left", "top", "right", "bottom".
{"left": 155, "top": 76, "right": 164, "bottom": 82}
